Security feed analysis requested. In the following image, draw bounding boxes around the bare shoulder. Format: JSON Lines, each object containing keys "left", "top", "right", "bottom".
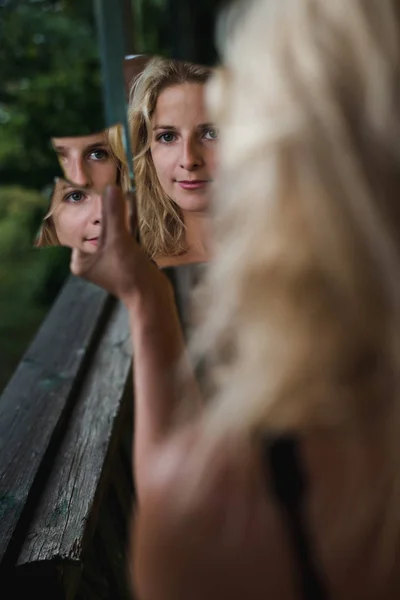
{"left": 129, "top": 427, "right": 297, "bottom": 600}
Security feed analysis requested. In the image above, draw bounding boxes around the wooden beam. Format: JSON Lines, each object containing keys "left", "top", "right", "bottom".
{"left": 0, "top": 277, "right": 110, "bottom": 565}
{"left": 16, "top": 301, "right": 133, "bottom": 569}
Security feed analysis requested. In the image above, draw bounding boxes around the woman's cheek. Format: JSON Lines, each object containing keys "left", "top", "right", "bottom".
{"left": 54, "top": 208, "right": 83, "bottom": 248}
{"left": 152, "top": 150, "right": 168, "bottom": 182}
{"left": 92, "top": 163, "right": 119, "bottom": 190}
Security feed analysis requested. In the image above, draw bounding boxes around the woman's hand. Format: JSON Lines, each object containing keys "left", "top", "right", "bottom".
{"left": 70, "top": 185, "right": 168, "bottom": 305}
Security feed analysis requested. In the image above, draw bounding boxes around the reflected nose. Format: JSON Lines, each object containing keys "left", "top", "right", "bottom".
{"left": 180, "top": 138, "right": 204, "bottom": 171}
{"left": 67, "top": 157, "right": 92, "bottom": 187}
{"left": 89, "top": 192, "right": 102, "bottom": 224}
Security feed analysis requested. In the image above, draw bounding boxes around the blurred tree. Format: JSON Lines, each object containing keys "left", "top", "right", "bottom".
{"left": 0, "top": 0, "right": 104, "bottom": 190}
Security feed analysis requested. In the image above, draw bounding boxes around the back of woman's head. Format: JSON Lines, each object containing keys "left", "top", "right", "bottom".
{"left": 182, "top": 0, "right": 400, "bottom": 573}
{"left": 128, "top": 57, "right": 213, "bottom": 258}
{"left": 196, "top": 0, "right": 400, "bottom": 435}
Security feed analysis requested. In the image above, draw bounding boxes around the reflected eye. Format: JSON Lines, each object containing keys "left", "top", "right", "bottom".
{"left": 64, "top": 191, "right": 86, "bottom": 204}
{"left": 89, "top": 149, "right": 109, "bottom": 161}
{"left": 157, "top": 132, "right": 176, "bottom": 144}
{"left": 204, "top": 128, "right": 219, "bottom": 140}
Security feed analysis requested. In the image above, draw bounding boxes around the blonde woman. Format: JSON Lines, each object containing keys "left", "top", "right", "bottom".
{"left": 109, "top": 57, "right": 218, "bottom": 267}
{"left": 69, "top": 0, "right": 400, "bottom": 597}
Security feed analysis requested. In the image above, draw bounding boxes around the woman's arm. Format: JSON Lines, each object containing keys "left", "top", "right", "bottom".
{"left": 70, "top": 185, "right": 202, "bottom": 498}
{"left": 126, "top": 272, "right": 202, "bottom": 494}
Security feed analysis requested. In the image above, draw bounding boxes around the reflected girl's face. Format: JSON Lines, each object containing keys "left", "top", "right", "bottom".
{"left": 150, "top": 83, "right": 218, "bottom": 213}
{"left": 51, "top": 131, "right": 119, "bottom": 192}
{"left": 51, "top": 179, "right": 102, "bottom": 254}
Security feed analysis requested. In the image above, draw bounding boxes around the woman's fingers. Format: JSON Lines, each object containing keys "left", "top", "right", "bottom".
{"left": 102, "top": 184, "right": 130, "bottom": 244}
{"left": 126, "top": 191, "right": 139, "bottom": 239}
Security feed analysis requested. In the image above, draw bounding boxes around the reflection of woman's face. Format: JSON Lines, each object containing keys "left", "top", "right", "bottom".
{"left": 150, "top": 83, "right": 218, "bottom": 213}
{"left": 52, "top": 180, "right": 102, "bottom": 254}
{"left": 51, "top": 131, "right": 118, "bottom": 192}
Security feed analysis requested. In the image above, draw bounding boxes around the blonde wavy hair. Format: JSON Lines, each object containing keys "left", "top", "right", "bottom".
{"left": 35, "top": 181, "right": 62, "bottom": 247}
{"left": 189, "top": 0, "right": 400, "bottom": 565}
{"left": 35, "top": 127, "right": 122, "bottom": 248}
{"left": 109, "top": 57, "right": 213, "bottom": 260}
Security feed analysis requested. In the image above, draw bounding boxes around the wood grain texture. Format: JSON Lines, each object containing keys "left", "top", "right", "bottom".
{"left": 0, "top": 276, "right": 110, "bottom": 564}
{"left": 16, "top": 300, "right": 133, "bottom": 568}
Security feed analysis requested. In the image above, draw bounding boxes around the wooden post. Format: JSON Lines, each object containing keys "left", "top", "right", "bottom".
{"left": 166, "top": 0, "right": 226, "bottom": 65}
{"left": 122, "top": 0, "right": 135, "bottom": 55}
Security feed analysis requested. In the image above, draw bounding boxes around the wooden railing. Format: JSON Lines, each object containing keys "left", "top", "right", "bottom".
{"left": 0, "top": 266, "right": 195, "bottom": 599}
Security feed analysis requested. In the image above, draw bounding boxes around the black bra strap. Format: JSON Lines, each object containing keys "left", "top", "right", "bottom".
{"left": 264, "top": 436, "right": 329, "bottom": 600}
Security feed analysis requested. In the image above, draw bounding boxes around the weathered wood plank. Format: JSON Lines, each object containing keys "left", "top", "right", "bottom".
{"left": 16, "top": 300, "right": 133, "bottom": 568}
{"left": 0, "top": 275, "right": 110, "bottom": 564}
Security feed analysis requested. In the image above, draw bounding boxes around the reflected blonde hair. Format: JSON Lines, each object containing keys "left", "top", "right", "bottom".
{"left": 109, "top": 57, "right": 213, "bottom": 260}
{"left": 191, "top": 0, "right": 400, "bottom": 566}
{"left": 35, "top": 182, "right": 62, "bottom": 247}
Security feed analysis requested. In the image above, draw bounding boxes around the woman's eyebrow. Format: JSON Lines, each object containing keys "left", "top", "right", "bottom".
{"left": 51, "top": 141, "right": 107, "bottom": 153}
{"left": 84, "top": 142, "right": 107, "bottom": 151}
{"left": 51, "top": 142, "right": 65, "bottom": 153}
{"left": 153, "top": 125, "right": 178, "bottom": 131}
{"left": 59, "top": 180, "right": 87, "bottom": 193}
{"left": 152, "top": 123, "right": 215, "bottom": 131}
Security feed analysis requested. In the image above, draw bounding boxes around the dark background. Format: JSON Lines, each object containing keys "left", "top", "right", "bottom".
{"left": 0, "top": 0, "right": 222, "bottom": 392}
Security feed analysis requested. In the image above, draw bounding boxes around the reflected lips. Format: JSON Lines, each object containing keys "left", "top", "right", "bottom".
{"left": 86, "top": 238, "right": 98, "bottom": 246}
{"left": 177, "top": 180, "right": 209, "bottom": 190}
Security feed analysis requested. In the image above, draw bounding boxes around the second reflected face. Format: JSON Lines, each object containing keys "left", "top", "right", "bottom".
{"left": 52, "top": 179, "right": 102, "bottom": 253}
{"left": 150, "top": 83, "right": 218, "bottom": 213}
{"left": 51, "top": 131, "right": 119, "bottom": 192}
